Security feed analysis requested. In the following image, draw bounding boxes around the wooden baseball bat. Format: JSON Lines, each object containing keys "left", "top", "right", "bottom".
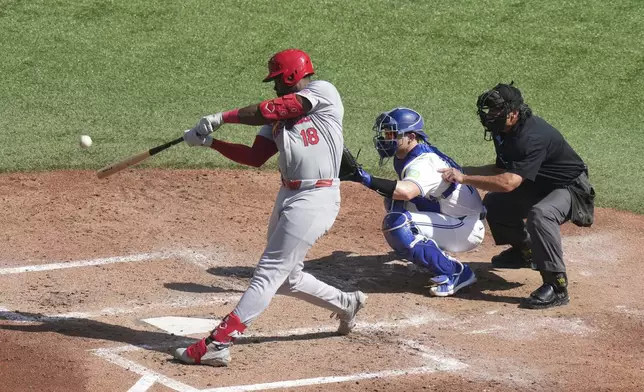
{"left": 96, "top": 136, "right": 184, "bottom": 179}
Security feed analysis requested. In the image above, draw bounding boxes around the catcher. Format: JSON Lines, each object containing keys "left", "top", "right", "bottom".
{"left": 341, "top": 108, "right": 486, "bottom": 296}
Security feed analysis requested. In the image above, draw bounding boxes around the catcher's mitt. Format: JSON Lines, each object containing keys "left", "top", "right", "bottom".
{"left": 339, "top": 146, "right": 362, "bottom": 182}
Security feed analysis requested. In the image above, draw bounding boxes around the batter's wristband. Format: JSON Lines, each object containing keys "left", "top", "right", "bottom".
{"left": 222, "top": 109, "right": 240, "bottom": 123}
{"left": 369, "top": 177, "right": 396, "bottom": 198}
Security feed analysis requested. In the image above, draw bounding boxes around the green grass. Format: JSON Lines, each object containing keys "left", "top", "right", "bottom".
{"left": 1, "top": 0, "right": 643, "bottom": 212}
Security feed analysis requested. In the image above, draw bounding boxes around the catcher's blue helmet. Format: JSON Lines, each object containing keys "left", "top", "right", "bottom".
{"left": 373, "top": 108, "right": 428, "bottom": 166}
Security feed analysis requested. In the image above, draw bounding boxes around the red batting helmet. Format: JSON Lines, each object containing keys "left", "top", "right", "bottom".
{"left": 263, "top": 49, "right": 315, "bottom": 87}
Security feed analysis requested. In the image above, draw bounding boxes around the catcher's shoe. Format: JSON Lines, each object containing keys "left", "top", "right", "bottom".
{"left": 429, "top": 264, "right": 477, "bottom": 297}
{"left": 491, "top": 246, "right": 533, "bottom": 269}
{"left": 332, "top": 291, "right": 367, "bottom": 335}
{"left": 174, "top": 338, "right": 231, "bottom": 367}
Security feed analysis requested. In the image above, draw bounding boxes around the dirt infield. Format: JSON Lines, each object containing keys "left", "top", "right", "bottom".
{"left": 1, "top": 169, "right": 643, "bottom": 392}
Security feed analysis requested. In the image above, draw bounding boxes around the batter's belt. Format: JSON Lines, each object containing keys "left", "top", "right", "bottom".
{"left": 281, "top": 178, "right": 338, "bottom": 190}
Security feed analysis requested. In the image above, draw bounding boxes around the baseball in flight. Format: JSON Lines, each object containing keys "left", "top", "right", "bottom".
{"left": 79, "top": 135, "right": 93, "bottom": 148}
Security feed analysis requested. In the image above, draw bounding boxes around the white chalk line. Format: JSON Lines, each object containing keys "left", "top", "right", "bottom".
{"left": 0, "top": 250, "right": 217, "bottom": 275}
{"left": 93, "top": 315, "right": 466, "bottom": 392}
{"left": 201, "top": 365, "right": 439, "bottom": 392}
{"left": 97, "top": 342, "right": 440, "bottom": 392}
{"left": 54, "top": 295, "right": 242, "bottom": 319}
{"left": 127, "top": 375, "right": 159, "bottom": 392}
{"left": 94, "top": 347, "right": 199, "bottom": 392}
{"left": 458, "top": 315, "right": 594, "bottom": 338}
{"left": 466, "top": 326, "right": 505, "bottom": 335}
{"left": 0, "top": 294, "right": 241, "bottom": 322}
{"left": 400, "top": 340, "right": 468, "bottom": 371}
{"left": 615, "top": 305, "right": 644, "bottom": 317}
{"left": 0, "top": 252, "right": 172, "bottom": 275}
{"left": 246, "top": 313, "right": 444, "bottom": 339}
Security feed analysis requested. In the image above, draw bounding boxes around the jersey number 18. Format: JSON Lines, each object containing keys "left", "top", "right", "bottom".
{"left": 300, "top": 128, "right": 319, "bottom": 147}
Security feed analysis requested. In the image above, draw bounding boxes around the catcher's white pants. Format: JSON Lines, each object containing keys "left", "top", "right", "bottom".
{"left": 408, "top": 211, "right": 485, "bottom": 253}
{"left": 232, "top": 185, "right": 353, "bottom": 325}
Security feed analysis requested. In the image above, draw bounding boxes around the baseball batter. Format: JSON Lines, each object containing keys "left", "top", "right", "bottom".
{"left": 345, "top": 108, "right": 485, "bottom": 296}
{"left": 174, "top": 49, "right": 366, "bottom": 367}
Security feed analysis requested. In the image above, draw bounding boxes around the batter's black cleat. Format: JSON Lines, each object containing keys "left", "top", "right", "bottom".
{"left": 520, "top": 272, "right": 570, "bottom": 309}
{"left": 491, "top": 246, "right": 533, "bottom": 269}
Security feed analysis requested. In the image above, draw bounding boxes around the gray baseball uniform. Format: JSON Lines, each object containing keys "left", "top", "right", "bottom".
{"left": 231, "top": 80, "right": 355, "bottom": 324}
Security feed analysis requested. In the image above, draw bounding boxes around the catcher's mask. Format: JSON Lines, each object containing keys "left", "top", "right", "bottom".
{"left": 263, "top": 49, "right": 315, "bottom": 87}
{"left": 373, "top": 108, "right": 428, "bottom": 166}
{"left": 477, "top": 82, "right": 523, "bottom": 141}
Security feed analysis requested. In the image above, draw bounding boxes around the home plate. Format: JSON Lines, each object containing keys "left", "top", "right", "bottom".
{"left": 143, "top": 316, "right": 217, "bottom": 336}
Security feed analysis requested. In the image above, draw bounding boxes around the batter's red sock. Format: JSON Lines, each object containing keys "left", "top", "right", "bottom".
{"left": 185, "top": 339, "right": 209, "bottom": 362}
{"left": 185, "top": 313, "right": 247, "bottom": 362}
{"left": 209, "top": 312, "right": 247, "bottom": 345}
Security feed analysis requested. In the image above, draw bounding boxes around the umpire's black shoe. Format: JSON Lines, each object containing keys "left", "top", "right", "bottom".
{"left": 520, "top": 283, "right": 570, "bottom": 309}
{"left": 520, "top": 271, "right": 570, "bottom": 309}
{"left": 491, "top": 246, "right": 533, "bottom": 269}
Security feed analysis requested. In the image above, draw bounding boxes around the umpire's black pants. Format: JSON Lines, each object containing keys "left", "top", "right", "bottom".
{"left": 483, "top": 183, "right": 571, "bottom": 273}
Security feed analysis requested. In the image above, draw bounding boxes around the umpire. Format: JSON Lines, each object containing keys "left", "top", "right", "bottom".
{"left": 440, "top": 83, "right": 595, "bottom": 309}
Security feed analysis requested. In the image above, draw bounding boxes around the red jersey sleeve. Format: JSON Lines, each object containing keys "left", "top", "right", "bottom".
{"left": 210, "top": 135, "right": 278, "bottom": 168}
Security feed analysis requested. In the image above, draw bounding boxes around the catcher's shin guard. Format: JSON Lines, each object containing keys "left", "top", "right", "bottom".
{"left": 409, "top": 239, "right": 458, "bottom": 276}
{"left": 382, "top": 211, "right": 457, "bottom": 276}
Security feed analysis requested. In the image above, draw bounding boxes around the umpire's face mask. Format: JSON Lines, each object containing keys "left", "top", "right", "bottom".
{"left": 477, "top": 90, "right": 508, "bottom": 141}
{"left": 480, "top": 107, "right": 507, "bottom": 137}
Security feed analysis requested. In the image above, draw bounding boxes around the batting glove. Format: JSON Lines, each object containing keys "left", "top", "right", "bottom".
{"left": 194, "top": 112, "right": 224, "bottom": 137}
{"left": 183, "top": 128, "right": 214, "bottom": 147}
{"left": 357, "top": 167, "right": 372, "bottom": 188}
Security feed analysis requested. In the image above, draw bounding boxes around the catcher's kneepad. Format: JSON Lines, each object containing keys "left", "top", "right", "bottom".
{"left": 339, "top": 146, "right": 362, "bottom": 181}
{"left": 384, "top": 198, "right": 406, "bottom": 212}
{"left": 381, "top": 211, "right": 421, "bottom": 254}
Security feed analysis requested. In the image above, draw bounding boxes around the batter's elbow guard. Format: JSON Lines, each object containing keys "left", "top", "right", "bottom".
{"left": 259, "top": 94, "right": 305, "bottom": 121}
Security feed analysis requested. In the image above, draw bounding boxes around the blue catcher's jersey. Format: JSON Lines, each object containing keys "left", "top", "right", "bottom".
{"left": 393, "top": 144, "right": 483, "bottom": 218}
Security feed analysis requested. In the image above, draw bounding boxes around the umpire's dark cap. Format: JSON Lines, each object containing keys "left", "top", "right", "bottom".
{"left": 493, "top": 82, "right": 524, "bottom": 110}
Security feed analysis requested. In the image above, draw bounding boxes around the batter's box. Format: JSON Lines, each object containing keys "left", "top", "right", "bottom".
{"left": 93, "top": 325, "right": 467, "bottom": 391}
